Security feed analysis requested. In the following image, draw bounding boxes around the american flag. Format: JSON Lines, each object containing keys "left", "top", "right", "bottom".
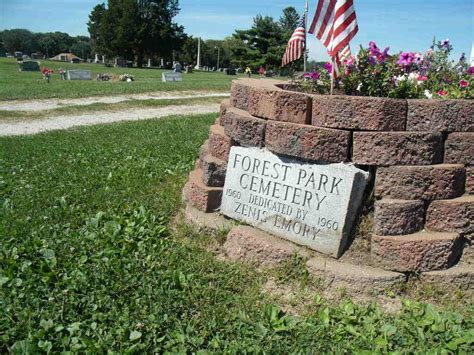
{"left": 281, "top": 13, "right": 306, "bottom": 67}
{"left": 309, "top": 0, "right": 358, "bottom": 60}
{"left": 338, "top": 44, "right": 352, "bottom": 62}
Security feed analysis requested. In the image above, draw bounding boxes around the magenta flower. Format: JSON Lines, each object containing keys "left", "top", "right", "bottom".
{"left": 468, "top": 67, "right": 474, "bottom": 75}
{"left": 324, "top": 62, "right": 333, "bottom": 73}
{"left": 304, "top": 71, "right": 320, "bottom": 81}
{"left": 345, "top": 55, "right": 355, "bottom": 67}
{"left": 437, "top": 89, "right": 448, "bottom": 97}
{"left": 397, "top": 52, "right": 415, "bottom": 67}
{"left": 367, "top": 42, "right": 389, "bottom": 63}
{"left": 460, "top": 80, "right": 469, "bottom": 88}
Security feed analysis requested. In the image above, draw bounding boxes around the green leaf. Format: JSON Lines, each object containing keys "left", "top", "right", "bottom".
{"left": 129, "top": 330, "right": 142, "bottom": 341}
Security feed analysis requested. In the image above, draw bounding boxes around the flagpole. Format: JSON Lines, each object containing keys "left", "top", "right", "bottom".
{"left": 303, "top": 0, "right": 309, "bottom": 72}
{"left": 330, "top": 57, "right": 335, "bottom": 95}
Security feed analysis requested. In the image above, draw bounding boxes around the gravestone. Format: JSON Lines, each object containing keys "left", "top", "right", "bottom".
{"left": 162, "top": 72, "right": 182, "bottom": 82}
{"left": 221, "top": 147, "right": 369, "bottom": 257}
{"left": 115, "top": 58, "right": 128, "bottom": 68}
{"left": 20, "top": 61, "right": 40, "bottom": 72}
{"left": 67, "top": 70, "right": 92, "bottom": 80}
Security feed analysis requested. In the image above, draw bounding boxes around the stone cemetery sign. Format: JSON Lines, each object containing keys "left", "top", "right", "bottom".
{"left": 67, "top": 70, "right": 92, "bottom": 80}
{"left": 20, "top": 61, "right": 40, "bottom": 72}
{"left": 162, "top": 72, "right": 182, "bottom": 82}
{"left": 221, "top": 147, "right": 369, "bottom": 257}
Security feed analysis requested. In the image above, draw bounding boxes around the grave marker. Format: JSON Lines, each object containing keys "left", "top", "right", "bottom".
{"left": 20, "top": 61, "right": 40, "bottom": 72}
{"left": 67, "top": 70, "right": 92, "bottom": 80}
{"left": 221, "top": 147, "right": 369, "bottom": 257}
{"left": 162, "top": 72, "right": 182, "bottom": 82}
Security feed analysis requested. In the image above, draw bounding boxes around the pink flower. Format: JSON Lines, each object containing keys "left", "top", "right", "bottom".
{"left": 324, "top": 62, "right": 333, "bottom": 73}
{"left": 468, "top": 67, "right": 474, "bottom": 75}
{"left": 460, "top": 80, "right": 469, "bottom": 88}
{"left": 397, "top": 52, "right": 415, "bottom": 67}
{"left": 415, "top": 73, "right": 428, "bottom": 81}
{"left": 345, "top": 56, "right": 355, "bottom": 67}
{"left": 437, "top": 89, "right": 448, "bottom": 97}
{"left": 303, "top": 71, "right": 320, "bottom": 81}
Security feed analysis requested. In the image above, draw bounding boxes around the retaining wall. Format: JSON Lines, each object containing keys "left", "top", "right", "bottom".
{"left": 183, "top": 78, "right": 473, "bottom": 274}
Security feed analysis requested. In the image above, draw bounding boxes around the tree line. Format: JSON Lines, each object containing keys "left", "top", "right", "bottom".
{"left": 0, "top": 29, "right": 92, "bottom": 59}
{"left": 1, "top": 1, "right": 308, "bottom": 71}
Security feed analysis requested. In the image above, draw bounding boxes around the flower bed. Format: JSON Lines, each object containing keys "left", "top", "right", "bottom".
{"left": 291, "top": 39, "right": 473, "bottom": 100}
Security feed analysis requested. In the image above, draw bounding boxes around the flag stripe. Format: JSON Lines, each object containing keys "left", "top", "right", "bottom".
{"left": 309, "top": 0, "right": 359, "bottom": 61}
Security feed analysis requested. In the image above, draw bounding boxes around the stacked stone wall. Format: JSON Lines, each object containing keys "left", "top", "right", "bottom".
{"left": 183, "top": 78, "right": 473, "bottom": 273}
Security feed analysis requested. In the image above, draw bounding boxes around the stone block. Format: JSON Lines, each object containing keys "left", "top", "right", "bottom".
{"left": 200, "top": 154, "right": 227, "bottom": 187}
{"left": 224, "top": 225, "right": 309, "bottom": 267}
{"left": 374, "top": 199, "right": 425, "bottom": 235}
{"left": 425, "top": 195, "right": 474, "bottom": 235}
{"left": 312, "top": 95, "right": 406, "bottom": 131}
{"left": 371, "top": 231, "right": 462, "bottom": 272}
{"left": 230, "top": 81, "right": 250, "bottom": 110}
{"left": 220, "top": 98, "right": 231, "bottom": 116}
{"left": 420, "top": 264, "right": 474, "bottom": 290}
{"left": 265, "top": 120, "right": 350, "bottom": 162}
{"left": 445, "top": 132, "right": 474, "bottom": 165}
{"left": 183, "top": 169, "right": 223, "bottom": 212}
{"left": 353, "top": 132, "right": 443, "bottom": 166}
{"left": 222, "top": 107, "right": 266, "bottom": 147}
{"left": 407, "top": 99, "right": 474, "bottom": 132}
{"left": 306, "top": 257, "right": 406, "bottom": 295}
{"left": 467, "top": 167, "right": 474, "bottom": 194}
{"left": 248, "top": 87, "right": 311, "bottom": 124}
{"left": 208, "top": 124, "right": 233, "bottom": 161}
{"left": 183, "top": 203, "right": 234, "bottom": 232}
{"left": 375, "top": 164, "right": 466, "bottom": 200}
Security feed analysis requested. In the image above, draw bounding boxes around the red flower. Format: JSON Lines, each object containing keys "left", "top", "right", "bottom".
{"left": 437, "top": 89, "right": 448, "bottom": 97}
{"left": 460, "top": 80, "right": 469, "bottom": 88}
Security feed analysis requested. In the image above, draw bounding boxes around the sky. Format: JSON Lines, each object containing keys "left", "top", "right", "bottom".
{"left": 0, "top": 0, "right": 472, "bottom": 61}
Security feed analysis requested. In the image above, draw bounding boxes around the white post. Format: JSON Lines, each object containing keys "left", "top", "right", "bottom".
{"left": 195, "top": 37, "right": 202, "bottom": 70}
{"left": 148, "top": 58, "right": 151, "bottom": 67}
{"left": 102, "top": 55, "right": 105, "bottom": 64}
{"left": 470, "top": 43, "right": 474, "bottom": 66}
{"left": 94, "top": 53, "right": 99, "bottom": 63}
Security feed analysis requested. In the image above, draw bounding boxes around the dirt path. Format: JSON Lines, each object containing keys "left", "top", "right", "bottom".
{"left": 0, "top": 91, "right": 229, "bottom": 112}
{"left": 0, "top": 103, "right": 219, "bottom": 136}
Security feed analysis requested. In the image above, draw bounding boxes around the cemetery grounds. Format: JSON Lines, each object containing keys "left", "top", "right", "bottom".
{"left": 1, "top": 58, "right": 473, "bottom": 352}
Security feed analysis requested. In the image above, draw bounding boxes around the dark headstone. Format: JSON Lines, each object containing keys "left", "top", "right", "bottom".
{"left": 20, "top": 61, "right": 40, "bottom": 72}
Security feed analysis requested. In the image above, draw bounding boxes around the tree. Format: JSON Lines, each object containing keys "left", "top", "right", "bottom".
{"left": 231, "top": 15, "right": 285, "bottom": 70}
{"left": 87, "top": 3, "right": 107, "bottom": 55}
{"left": 70, "top": 36, "right": 92, "bottom": 60}
{"left": 279, "top": 7, "right": 300, "bottom": 35}
{"left": 1, "top": 29, "right": 37, "bottom": 54}
{"left": 88, "top": 0, "right": 186, "bottom": 67}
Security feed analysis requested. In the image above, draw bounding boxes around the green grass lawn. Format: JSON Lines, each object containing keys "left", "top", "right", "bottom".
{"left": 0, "top": 58, "right": 243, "bottom": 101}
{"left": 1, "top": 115, "right": 473, "bottom": 353}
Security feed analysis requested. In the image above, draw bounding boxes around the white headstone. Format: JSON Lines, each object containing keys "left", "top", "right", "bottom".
{"left": 67, "top": 70, "right": 92, "bottom": 80}
{"left": 221, "top": 147, "right": 369, "bottom": 258}
{"left": 162, "top": 72, "right": 182, "bottom": 82}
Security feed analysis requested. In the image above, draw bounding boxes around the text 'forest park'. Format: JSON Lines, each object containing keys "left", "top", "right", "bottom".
{"left": 226, "top": 152, "right": 345, "bottom": 228}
